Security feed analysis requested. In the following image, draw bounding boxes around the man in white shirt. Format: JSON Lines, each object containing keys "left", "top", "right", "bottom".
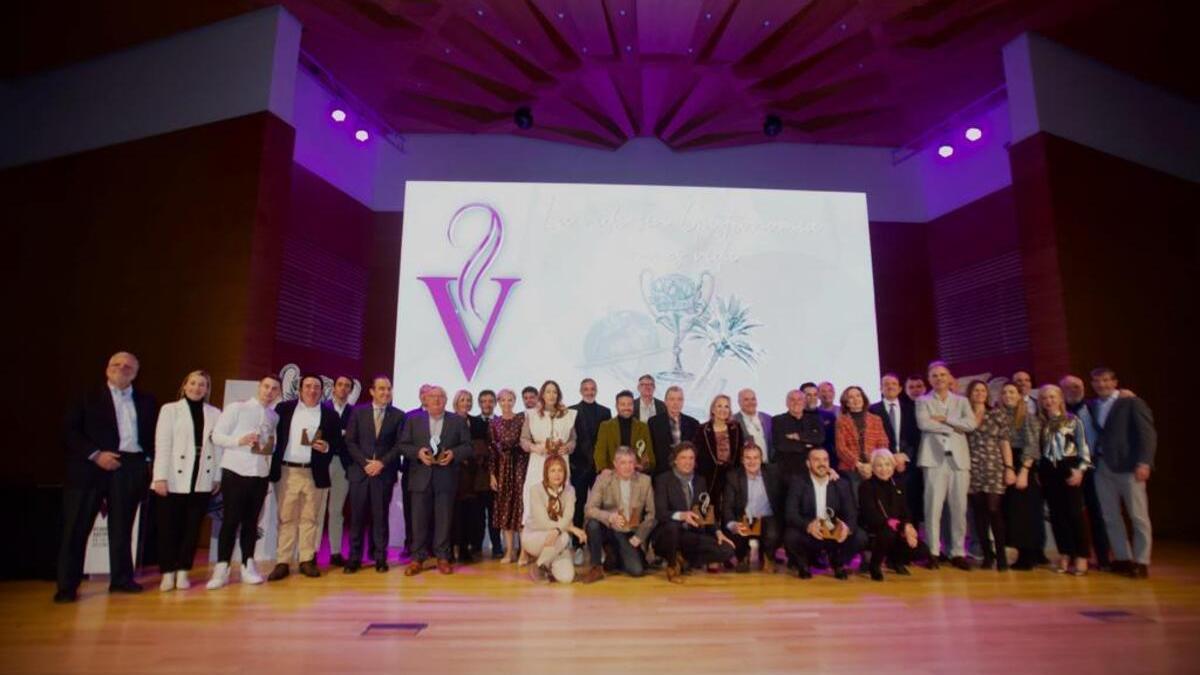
{"left": 1013, "top": 371, "right": 1038, "bottom": 415}
{"left": 634, "top": 374, "right": 666, "bottom": 423}
{"left": 916, "top": 361, "right": 978, "bottom": 570}
{"left": 207, "top": 376, "right": 281, "bottom": 589}
{"left": 267, "top": 375, "right": 342, "bottom": 581}
{"left": 734, "top": 388, "right": 773, "bottom": 462}
{"left": 316, "top": 375, "right": 354, "bottom": 567}
{"left": 781, "top": 448, "right": 863, "bottom": 579}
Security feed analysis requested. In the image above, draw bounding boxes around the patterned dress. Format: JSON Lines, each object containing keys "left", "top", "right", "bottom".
{"left": 489, "top": 414, "right": 527, "bottom": 530}
{"left": 967, "top": 406, "right": 1010, "bottom": 495}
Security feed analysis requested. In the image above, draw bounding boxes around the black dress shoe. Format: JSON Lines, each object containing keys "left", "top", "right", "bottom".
{"left": 329, "top": 554, "right": 346, "bottom": 567}
{"left": 870, "top": 568, "right": 884, "bottom": 581}
{"left": 109, "top": 581, "right": 144, "bottom": 594}
{"left": 833, "top": 567, "right": 849, "bottom": 580}
{"left": 950, "top": 556, "right": 971, "bottom": 571}
{"left": 375, "top": 560, "right": 389, "bottom": 573}
{"left": 893, "top": 565, "right": 911, "bottom": 576}
{"left": 491, "top": 549, "right": 505, "bottom": 560}
{"left": 796, "top": 565, "right": 813, "bottom": 580}
{"left": 53, "top": 589, "right": 78, "bottom": 604}
{"left": 1110, "top": 560, "right": 1132, "bottom": 575}
{"left": 735, "top": 559, "right": 750, "bottom": 574}
{"left": 267, "top": 563, "right": 290, "bottom": 581}
{"left": 343, "top": 561, "right": 361, "bottom": 574}
{"left": 1010, "top": 559, "right": 1034, "bottom": 571}
{"left": 927, "top": 557, "right": 940, "bottom": 570}
{"left": 1132, "top": 563, "right": 1149, "bottom": 579}
{"left": 298, "top": 561, "right": 321, "bottom": 578}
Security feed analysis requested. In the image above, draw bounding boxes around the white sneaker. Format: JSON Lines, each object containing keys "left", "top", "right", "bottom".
{"left": 159, "top": 573, "right": 175, "bottom": 592}
{"left": 175, "top": 570, "right": 191, "bottom": 590}
{"left": 241, "top": 559, "right": 264, "bottom": 585}
{"left": 206, "top": 562, "right": 230, "bottom": 590}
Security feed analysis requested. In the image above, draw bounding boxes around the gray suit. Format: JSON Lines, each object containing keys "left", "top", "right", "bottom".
{"left": 916, "top": 391, "right": 977, "bottom": 557}
{"left": 1087, "top": 395, "right": 1157, "bottom": 564}
{"left": 398, "top": 411, "right": 472, "bottom": 561}
{"left": 734, "top": 411, "right": 774, "bottom": 462}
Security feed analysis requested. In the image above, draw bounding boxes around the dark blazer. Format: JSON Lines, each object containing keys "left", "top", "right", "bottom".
{"left": 634, "top": 397, "right": 666, "bottom": 421}
{"left": 345, "top": 404, "right": 405, "bottom": 482}
{"left": 570, "top": 401, "right": 611, "bottom": 472}
{"left": 398, "top": 411, "right": 473, "bottom": 492}
{"left": 784, "top": 473, "right": 858, "bottom": 534}
{"left": 694, "top": 422, "right": 745, "bottom": 490}
{"left": 63, "top": 384, "right": 158, "bottom": 488}
{"left": 654, "top": 471, "right": 709, "bottom": 525}
{"left": 869, "top": 395, "right": 921, "bottom": 458}
{"left": 722, "top": 465, "right": 785, "bottom": 526}
{"left": 817, "top": 408, "right": 837, "bottom": 452}
{"left": 858, "top": 476, "right": 911, "bottom": 531}
{"left": 270, "top": 400, "right": 344, "bottom": 489}
{"left": 648, "top": 413, "right": 700, "bottom": 475}
{"left": 325, "top": 400, "right": 355, "bottom": 469}
{"left": 770, "top": 411, "right": 825, "bottom": 473}
{"left": 1086, "top": 396, "right": 1157, "bottom": 472}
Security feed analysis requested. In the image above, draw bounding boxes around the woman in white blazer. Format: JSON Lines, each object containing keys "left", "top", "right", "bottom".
{"left": 152, "top": 370, "right": 221, "bottom": 591}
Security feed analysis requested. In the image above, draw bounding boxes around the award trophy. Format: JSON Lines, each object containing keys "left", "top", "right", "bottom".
{"left": 635, "top": 439, "right": 647, "bottom": 461}
{"left": 429, "top": 435, "right": 442, "bottom": 461}
{"left": 625, "top": 506, "right": 641, "bottom": 529}
{"left": 818, "top": 507, "right": 838, "bottom": 539}
{"left": 250, "top": 417, "right": 275, "bottom": 456}
{"left": 740, "top": 515, "right": 762, "bottom": 536}
{"left": 692, "top": 491, "right": 715, "bottom": 526}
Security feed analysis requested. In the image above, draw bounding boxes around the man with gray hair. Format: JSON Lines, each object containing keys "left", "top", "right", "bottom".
{"left": 582, "top": 446, "right": 656, "bottom": 583}
{"left": 648, "top": 385, "right": 699, "bottom": 476}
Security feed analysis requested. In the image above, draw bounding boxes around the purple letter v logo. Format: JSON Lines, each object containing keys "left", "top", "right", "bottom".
{"left": 419, "top": 276, "right": 519, "bottom": 381}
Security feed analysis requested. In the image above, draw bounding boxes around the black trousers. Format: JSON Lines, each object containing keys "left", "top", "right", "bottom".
{"left": 410, "top": 487, "right": 456, "bottom": 562}
{"left": 216, "top": 470, "right": 269, "bottom": 563}
{"left": 867, "top": 525, "right": 930, "bottom": 571}
{"left": 570, "top": 467, "right": 595, "bottom": 529}
{"left": 400, "top": 470, "right": 414, "bottom": 552}
{"left": 1040, "top": 461, "right": 1089, "bottom": 559}
{"left": 898, "top": 464, "right": 925, "bottom": 525}
{"left": 480, "top": 491, "right": 503, "bottom": 553}
{"left": 348, "top": 475, "right": 395, "bottom": 563}
{"left": 969, "top": 492, "right": 1007, "bottom": 562}
{"left": 453, "top": 494, "right": 484, "bottom": 557}
{"left": 156, "top": 492, "right": 210, "bottom": 572}
{"left": 57, "top": 457, "right": 147, "bottom": 593}
{"left": 727, "top": 515, "right": 782, "bottom": 562}
{"left": 783, "top": 526, "right": 867, "bottom": 568}
{"left": 653, "top": 521, "right": 734, "bottom": 567}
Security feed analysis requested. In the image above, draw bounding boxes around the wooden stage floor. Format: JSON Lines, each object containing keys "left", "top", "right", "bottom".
{"left": 4, "top": 544, "right": 1200, "bottom": 675}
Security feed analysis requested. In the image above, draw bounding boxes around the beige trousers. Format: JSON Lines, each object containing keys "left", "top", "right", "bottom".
{"left": 276, "top": 466, "right": 328, "bottom": 564}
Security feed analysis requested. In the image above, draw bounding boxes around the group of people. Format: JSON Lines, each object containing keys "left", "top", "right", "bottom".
{"left": 53, "top": 351, "right": 1157, "bottom": 602}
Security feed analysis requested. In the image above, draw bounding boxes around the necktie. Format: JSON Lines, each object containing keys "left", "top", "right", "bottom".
{"left": 374, "top": 408, "right": 384, "bottom": 437}
{"left": 683, "top": 478, "right": 692, "bottom": 506}
{"left": 889, "top": 402, "right": 899, "bottom": 441}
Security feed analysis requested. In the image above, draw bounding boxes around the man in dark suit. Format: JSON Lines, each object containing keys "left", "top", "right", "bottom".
{"left": 399, "top": 386, "right": 473, "bottom": 575}
{"left": 267, "top": 374, "right": 345, "bottom": 581}
{"left": 56, "top": 352, "right": 158, "bottom": 603}
{"left": 319, "top": 375, "right": 355, "bottom": 567}
{"left": 771, "top": 389, "right": 826, "bottom": 480}
{"left": 344, "top": 375, "right": 404, "bottom": 573}
{"left": 782, "top": 448, "right": 866, "bottom": 579}
{"left": 1087, "top": 367, "right": 1157, "bottom": 578}
{"left": 401, "top": 384, "right": 432, "bottom": 556}
{"left": 648, "top": 385, "right": 699, "bottom": 476}
{"left": 722, "top": 443, "right": 785, "bottom": 573}
{"left": 570, "top": 378, "right": 611, "bottom": 530}
{"left": 653, "top": 441, "right": 736, "bottom": 583}
{"left": 802, "top": 382, "right": 838, "bottom": 453}
{"left": 869, "top": 372, "right": 923, "bottom": 525}
{"left": 633, "top": 374, "right": 666, "bottom": 423}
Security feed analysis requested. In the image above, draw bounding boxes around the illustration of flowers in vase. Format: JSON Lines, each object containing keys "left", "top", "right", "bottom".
{"left": 639, "top": 270, "right": 714, "bottom": 383}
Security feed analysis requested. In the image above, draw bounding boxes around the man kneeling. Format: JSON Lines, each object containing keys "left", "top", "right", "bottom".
{"left": 782, "top": 448, "right": 866, "bottom": 579}
{"left": 653, "top": 442, "right": 736, "bottom": 583}
{"left": 722, "top": 442, "right": 784, "bottom": 573}
{"left": 582, "top": 446, "right": 656, "bottom": 583}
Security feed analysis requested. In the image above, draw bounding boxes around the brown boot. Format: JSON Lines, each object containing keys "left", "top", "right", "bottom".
{"left": 403, "top": 561, "right": 422, "bottom": 577}
{"left": 437, "top": 559, "right": 454, "bottom": 575}
{"left": 267, "top": 563, "right": 290, "bottom": 582}
{"left": 665, "top": 563, "right": 684, "bottom": 584}
{"left": 581, "top": 566, "right": 605, "bottom": 584}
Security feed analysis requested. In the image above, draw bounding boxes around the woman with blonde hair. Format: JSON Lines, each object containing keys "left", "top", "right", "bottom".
{"left": 1020, "top": 384, "right": 1093, "bottom": 575}
{"left": 694, "top": 393, "right": 744, "bottom": 520}
{"left": 152, "top": 370, "right": 221, "bottom": 591}
{"left": 489, "top": 389, "right": 526, "bottom": 563}
{"left": 520, "top": 455, "right": 585, "bottom": 582}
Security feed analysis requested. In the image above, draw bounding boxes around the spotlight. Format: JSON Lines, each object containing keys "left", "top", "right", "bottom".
{"left": 937, "top": 144, "right": 954, "bottom": 158}
{"left": 965, "top": 127, "right": 982, "bottom": 142}
{"left": 331, "top": 109, "right": 347, "bottom": 122}
{"left": 514, "top": 106, "right": 534, "bottom": 130}
{"left": 355, "top": 129, "right": 369, "bottom": 142}
{"left": 763, "top": 114, "right": 783, "bottom": 137}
